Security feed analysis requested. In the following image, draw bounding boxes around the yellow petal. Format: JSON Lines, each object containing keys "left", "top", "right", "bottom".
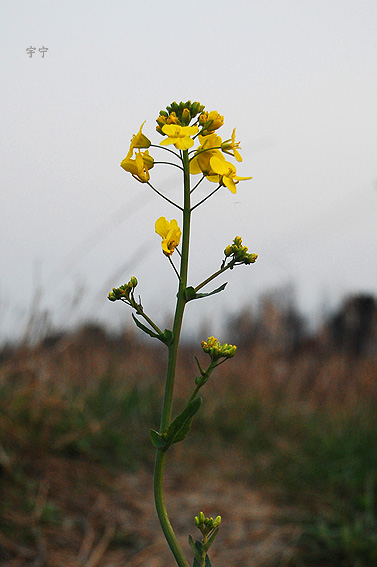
{"left": 132, "top": 121, "right": 151, "bottom": 148}
{"left": 223, "top": 176, "right": 237, "bottom": 194}
{"left": 181, "top": 125, "right": 199, "bottom": 137}
{"left": 120, "top": 157, "right": 137, "bottom": 174}
{"left": 209, "top": 155, "right": 228, "bottom": 176}
{"left": 162, "top": 124, "right": 183, "bottom": 137}
{"left": 234, "top": 175, "right": 253, "bottom": 181}
{"left": 160, "top": 137, "right": 175, "bottom": 146}
{"left": 233, "top": 148, "right": 242, "bottom": 162}
{"left": 155, "top": 216, "right": 170, "bottom": 238}
{"left": 190, "top": 156, "right": 202, "bottom": 175}
{"left": 174, "top": 137, "right": 194, "bottom": 150}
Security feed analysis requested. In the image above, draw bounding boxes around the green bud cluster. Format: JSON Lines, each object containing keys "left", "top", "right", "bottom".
{"left": 224, "top": 236, "right": 258, "bottom": 266}
{"left": 194, "top": 511, "right": 222, "bottom": 537}
{"left": 156, "top": 100, "right": 205, "bottom": 133}
{"left": 201, "top": 336, "right": 237, "bottom": 361}
{"left": 108, "top": 276, "right": 138, "bottom": 302}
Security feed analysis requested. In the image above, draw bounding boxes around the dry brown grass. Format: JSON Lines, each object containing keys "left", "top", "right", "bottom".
{"left": 1, "top": 321, "right": 377, "bottom": 566}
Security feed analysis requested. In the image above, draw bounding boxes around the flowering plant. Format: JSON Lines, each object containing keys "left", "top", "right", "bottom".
{"left": 109, "top": 100, "right": 257, "bottom": 567}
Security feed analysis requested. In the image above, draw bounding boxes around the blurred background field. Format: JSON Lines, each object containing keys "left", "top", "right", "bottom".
{"left": 1, "top": 291, "right": 377, "bottom": 567}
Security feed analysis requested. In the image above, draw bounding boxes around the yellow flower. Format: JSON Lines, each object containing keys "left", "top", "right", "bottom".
{"left": 155, "top": 216, "right": 181, "bottom": 256}
{"left": 206, "top": 110, "right": 224, "bottom": 132}
{"left": 190, "top": 134, "right": 223, "bottom": 176}
{"left": 209, "top": 155, "right": 252, "bottom": 194}
{"left": 160, "top": 124, "right": 199, "bottom": 150}
{"left": 131, "top": 121, "right": 151, "bottom": 149}
{"left": 221, "top": 129, "right": 242, "bottom": 162}
{"left": 120, "top": 149, "right": 154, "bottom": 183}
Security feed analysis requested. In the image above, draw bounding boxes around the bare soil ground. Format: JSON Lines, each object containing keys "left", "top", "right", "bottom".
{"left": 0, "top": 447, "right": 297, "bottom": 567}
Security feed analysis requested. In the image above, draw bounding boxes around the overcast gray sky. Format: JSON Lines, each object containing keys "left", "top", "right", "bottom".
{"left": 1, "top": 0, "right": 377, "bottom": 342}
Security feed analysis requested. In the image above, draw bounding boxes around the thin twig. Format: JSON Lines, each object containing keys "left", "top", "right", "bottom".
{"left": 191, "top": 185, "right": 222, "bottom": 211}
{"left": 146, "top": 182, "right": 183, "bottom": 211}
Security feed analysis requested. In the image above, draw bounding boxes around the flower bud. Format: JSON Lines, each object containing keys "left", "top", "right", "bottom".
{"left": 224, "top": 245, "right": 232, "bottom": 257}
{"left": 191, "top": 101, "right": 205, "bottom": 118}
{"left": 156, "top": 115, "right": 167, "bottom": 128}
{"left": 199, "top": 112, "right": 208, "bottom": 125}
{"left": 213, "top": 516, "right": 221, "bottom": 527}
{"left": 181, "top": 108, "right": 191, "bottom": 125}
{"left": 166, "top": 111, "right": 180, "bottom": 125}
{"left": 206, "top": 110, "right": 224, "bottom": 132}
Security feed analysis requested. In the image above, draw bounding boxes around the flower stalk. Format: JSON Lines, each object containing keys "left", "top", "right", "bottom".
{"left": 109, "top": 100, "right": 257, "bottom": 567}
{"left": 153, "top": 149, "right": 191, "bottom": 567}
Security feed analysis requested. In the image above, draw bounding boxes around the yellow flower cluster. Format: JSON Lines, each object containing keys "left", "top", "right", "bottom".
{"left": 157, "top": 100, "right": 251, "bottom": 193}
{"left": 194, "top": 511, "right": 222, "bottom": 536}
{"left": 120, "top": 100, "right": 252, "bottom": 194}
{"left": 108, "top": 276, "right": 138, "bottom": 302}
{"left": 224, "top": 236, "right": 258, "bottom": 265}
{"left": 201, "top": 336, "right": 237, "bottom": 360}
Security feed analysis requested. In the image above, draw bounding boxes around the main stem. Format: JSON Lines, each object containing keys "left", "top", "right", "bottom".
{"left": 153, "top": 150, "right": 191, "bottom": 567}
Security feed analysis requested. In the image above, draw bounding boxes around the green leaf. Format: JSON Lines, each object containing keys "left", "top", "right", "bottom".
{"left": 205, "top": 555, "right": 212, "bottom": 567}
{"left": 194, "top": 282, "right": 227, "bottom": 300}
{"left": 184, "top": 286, "right": 197, "bottom": 301}
{"left": 189, "top": 535, "right": 197, "bottom": 556}
{"left": 195, "top": 356, "right": 204, "bottom": 375}
{"left": 132, "top": 315, "right": 172, "bottom": 346}
{"left": 132, "top": 314, "right": 160, "bottom": 339}
{"left": 194, "top": 540, "right": 204, "bottom": 555}
{"left": 165, "top": 397, "right": 202, "bottom": 446}
{"left": 193, "top": 558, "right": 202, "bottom": 567}
{"left": 150, "top": 429, "right": 169, "bottom": 450}
{"left": 162, "top": 329, "right": 174, "bottom": 345}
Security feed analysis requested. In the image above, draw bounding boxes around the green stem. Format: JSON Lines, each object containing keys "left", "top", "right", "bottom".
{"left": 134, "top": 306, "right": 164, "bottom": 336}
{"left": 153, "top": 149, "right": 191, "bottom": 567}
{"left": 194, "top": 261, "right": 233, "bottom": 293}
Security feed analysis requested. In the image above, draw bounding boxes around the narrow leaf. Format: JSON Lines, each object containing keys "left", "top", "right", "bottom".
{"left": 188, "top": 535, "right": 197, "bottom": 556}
{"left": 194, "top": 540, "right": 204, "bottom": 555}
{"left": 194, "top": 282, "right": 227, "bottom": 299}
{"left": 205, "top": 555, "right": 212, "bottom": 567}
{"left": 132, "top": 314, "right": 160, "bottom": 339}
{"left": 165, "top": 397, "right": 202, "bottom": 446}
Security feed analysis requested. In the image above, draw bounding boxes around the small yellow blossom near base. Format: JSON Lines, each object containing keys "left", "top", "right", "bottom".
{"left": 155, "top": 216, "right": 182, "bottom": 256}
